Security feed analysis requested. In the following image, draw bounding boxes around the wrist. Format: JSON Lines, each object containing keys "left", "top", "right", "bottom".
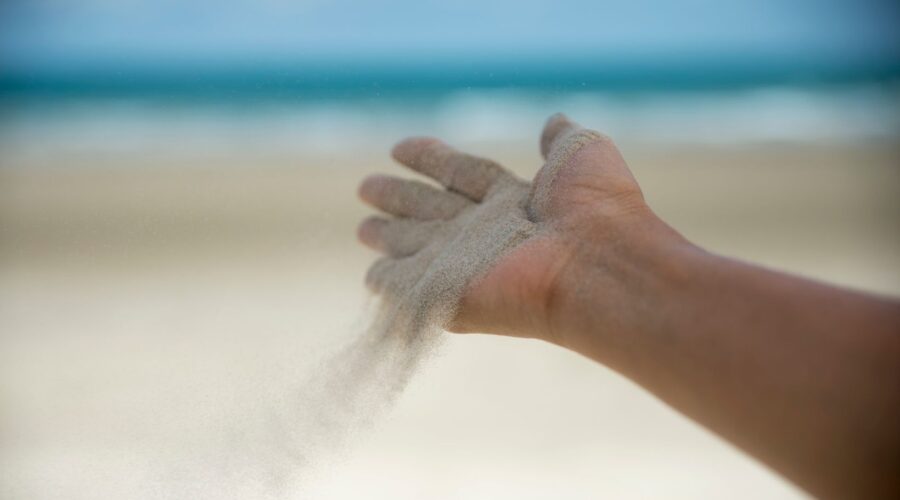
{"left": 546, "top": 207, "right": 697, "bottom": 366}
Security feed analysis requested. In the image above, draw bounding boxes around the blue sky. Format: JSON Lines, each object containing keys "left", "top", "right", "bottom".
{"left": 1, "top": 0, "right": 898, "bottom": 69}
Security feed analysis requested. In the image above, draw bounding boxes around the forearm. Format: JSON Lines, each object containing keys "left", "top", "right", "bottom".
{"left": 550, "top": 212, "right": 900, "bottom": 499}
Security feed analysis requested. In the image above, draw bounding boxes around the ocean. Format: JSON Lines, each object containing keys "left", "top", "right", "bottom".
{"left": 1, "top": 57, "right": 899, "bottom": 161}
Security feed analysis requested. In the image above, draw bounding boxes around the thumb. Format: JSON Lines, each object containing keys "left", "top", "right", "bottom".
{"left": 530, "top": 113, "right": 617, "bottom": 221}
{"left": 540, "top": 112, "right": 580, "bottom": 159}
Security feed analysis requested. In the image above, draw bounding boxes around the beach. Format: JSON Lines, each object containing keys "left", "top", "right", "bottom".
{"left": 3, "top": 0, "right": 899, "bottom": 494}
{"left": 1, "top": 129, "right": 898, "bottom": 498}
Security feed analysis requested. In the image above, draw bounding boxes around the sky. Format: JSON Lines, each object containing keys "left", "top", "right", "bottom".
{"left": 1, "top": 0, "right": 899, "bottom": 70}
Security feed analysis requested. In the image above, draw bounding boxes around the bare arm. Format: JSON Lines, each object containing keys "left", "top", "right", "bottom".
{"left": 546, "top": 214, "right": 900, "bottom": 500}
{"left": 358, "top": 114, "right": 900, "bottom": 499}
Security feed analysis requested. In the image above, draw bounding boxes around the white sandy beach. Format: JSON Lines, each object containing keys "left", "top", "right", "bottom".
{"left": 1, "top": 137, "right": 898, "bottom": 499}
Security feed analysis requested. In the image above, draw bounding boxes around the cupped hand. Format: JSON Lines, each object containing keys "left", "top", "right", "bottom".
{"left": 357, "top": 114, "right": 651, "bottom": 343}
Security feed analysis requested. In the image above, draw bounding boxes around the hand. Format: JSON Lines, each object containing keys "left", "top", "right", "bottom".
{"left": 357, "top": 114, "right": 661, "bottom": 344}
{"left": 358, "top": 114, "right": 900, "bottom": 500}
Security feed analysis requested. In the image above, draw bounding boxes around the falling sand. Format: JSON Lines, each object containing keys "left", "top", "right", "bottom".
{"left": 269, "top": 115, "right": 609, "bottom": 492}
{"left": 284, "top": 157, "right": 538, "bottom": 472}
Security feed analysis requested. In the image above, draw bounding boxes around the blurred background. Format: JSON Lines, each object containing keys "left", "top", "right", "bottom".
{"left": 1, "top": 1, "right": 899, "bottom": 498}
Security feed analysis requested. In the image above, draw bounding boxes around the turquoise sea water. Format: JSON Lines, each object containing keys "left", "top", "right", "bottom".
{"left": 1, "top": 58, "right": 898, "bottom": 155}
{"left": 3, "top": 56, "right": 899, "bottom": 99}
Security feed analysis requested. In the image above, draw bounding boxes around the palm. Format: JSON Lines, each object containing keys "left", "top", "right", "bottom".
{"left": 358, "top": 114, "right": 642, "bottom": 339}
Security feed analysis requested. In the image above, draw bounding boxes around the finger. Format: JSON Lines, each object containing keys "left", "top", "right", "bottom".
{"left": 540, "top": 113, "right": 610, "bottom": 160}
{"left": 391, "top": 137, "right": 510, "bottom": 201}
{"left": 357, "top": 216, "right": 442, "bottom": 257}
{"left": 365, "top": 254, "right": 430, "bottom": 297}
{"left": 530, "top": 114, "right": 613, "bottom": 222}
{"left": 359, "top": 174, "right": 470, "bottom": 220}
{"left": 364, "top": 256, "right": 404, "bottom": 294}
{"left": 540, "top": 113, "right": 577, "bottom": 158}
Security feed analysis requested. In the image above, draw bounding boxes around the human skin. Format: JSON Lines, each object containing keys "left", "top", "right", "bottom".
{"left": 357, "top": 114, "right": 900, "bottom": 499}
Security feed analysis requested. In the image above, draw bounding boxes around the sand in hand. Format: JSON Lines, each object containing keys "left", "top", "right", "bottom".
{"left": 285, "top": 115, "right": 605, "bottom": 482}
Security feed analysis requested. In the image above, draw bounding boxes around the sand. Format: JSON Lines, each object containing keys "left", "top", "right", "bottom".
{"left": 292, "top": 137, "right": 544, "bottom": 480}
{"left": 162, "top": 132, "right": 552, "bottom": 495}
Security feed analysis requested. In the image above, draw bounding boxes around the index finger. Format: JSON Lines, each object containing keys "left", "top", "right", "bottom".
{"left": 391, "top": 137, "right": 510, "bottom": 202}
